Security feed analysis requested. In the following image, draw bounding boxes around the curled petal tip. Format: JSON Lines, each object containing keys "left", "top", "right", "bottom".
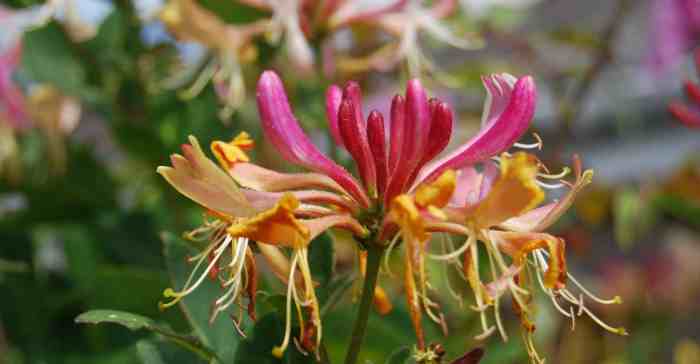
{"left": 414, "top": 74, "right": 537, "bottom": 185}
{"left": 256, "top": 71, "right": 370, "bottom": 206}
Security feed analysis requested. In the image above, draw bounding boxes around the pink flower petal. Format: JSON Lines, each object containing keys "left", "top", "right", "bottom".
{"left": 406, "top": 99, "right": 453, "bottom": 186}
{"left": 367, "top": 110, "right": 389, "bottom": 196}
{"left": 256, "top": 70, "right": 370, "bottom": 207}
{"left": 325, "top": 84, "right": 345, "bottom": 146}
{"left": 388, "top": 94, "right": 405, "bottom": 171}
{"left": 414, "top": 75, "right": 537, "bottom": 185}
{"left": 338, "top": 84, "right": 377, "bottom": 193}
{"left": 385, "top": 78, "right": 431, "bottom": 203}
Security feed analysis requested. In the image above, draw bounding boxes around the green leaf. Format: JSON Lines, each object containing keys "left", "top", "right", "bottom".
{"left": 21, "top": 22, "right": 86, "bottom": 95}
{"left": 135, "top": 338, "right": 206, "bottom": 364}
{"left": 385, "top": 347, "right": 411, "bottom": 364}
{"left": 75, "top": 309, "right": 214, "bottom": 361}
{"left": 654, "top": 194, "right": 700, "bottom": 229}
{"left": 234, "top": 314, "right": 313, "bottom": 364}
{"left": 136, "top": 340, "right": 167, "bottom": 364}
{"left": 308, "top": 232, "right": 334, "bottom": 289}
{"left": 161, "top": 232, "right": 243, "bottom": 363}
{"left": 613, "top": 189, "right": 657, "bottom": 249}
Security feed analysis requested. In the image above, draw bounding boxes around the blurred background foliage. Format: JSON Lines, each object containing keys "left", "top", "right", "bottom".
{"left": 1, "top": 0, "right": 700, "bottom": 363}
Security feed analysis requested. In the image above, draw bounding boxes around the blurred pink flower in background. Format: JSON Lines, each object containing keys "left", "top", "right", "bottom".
{"left": 647, "top": 0, "right": 700, "bottom": 74}
{"left": 669, "top": 49, "right": 700, "bottom": 128}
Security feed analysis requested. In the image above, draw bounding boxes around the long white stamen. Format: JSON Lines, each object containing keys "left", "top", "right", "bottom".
{"left": 514, "top": 133, "right": 543, "bottom": 150}
{"left": 383, "top": 233, "right": 401, "bottom": 277}
{"left": 566, "top": 272, "right": 622, "bottom": 305}
{"left": 273, "top": 251, "right": 299, "bottom": 357}
{"left": 178, "top": 235, "right": 232, "bottom": 297}
{"left": 428, "top": 235, "right": 473, "bottom": 261}
{"left": 536, "top": 180, "right": 566, "bottom": 189}
{"left": 538, "top": 166, "right": 570, "bottom": 180}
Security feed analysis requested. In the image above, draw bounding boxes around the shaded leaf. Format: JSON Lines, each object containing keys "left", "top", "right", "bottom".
{"left": 308, "top": 232, "right": 334, "bottom": 289}
{"left": 75, "top": 309, "right": 214, "bottom": 361}
{"left": 135, "top": 337, "right": 206, "bottom": 364}
{"left": 385, "top": 346, "right": 411, "bottom": 364}
{"left": 234, "top": 314, "right": 313, "bottom": 364}
{"left": 21, "top": 22, "right": 86, "bottom": 95}
{"left": 161, "top": 232, "right": 243, "bottom": 363}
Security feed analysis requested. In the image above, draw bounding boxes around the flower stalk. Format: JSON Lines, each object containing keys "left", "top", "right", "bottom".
{"left": 344, "top": 243, "right": 384, "bottom": 364}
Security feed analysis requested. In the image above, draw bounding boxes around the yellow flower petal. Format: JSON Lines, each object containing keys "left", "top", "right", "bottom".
{"left": 211, "top": 131, "right": 254, "bottom": 169}
{"left": 228, "top": 193, "right": 310, "bottom": 248}
{"left": 474, "top": 152, "right": 544, "bottom": 228}
{"left": 415, "top": 169, "right": 457, "bottom": 208}
{"left": 390, "top": 195, "right": 428, "bottom": 243}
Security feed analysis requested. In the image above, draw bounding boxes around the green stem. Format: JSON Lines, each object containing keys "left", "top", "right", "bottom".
{"left": 343, "top": 245, "right": 383, "bottom": 364}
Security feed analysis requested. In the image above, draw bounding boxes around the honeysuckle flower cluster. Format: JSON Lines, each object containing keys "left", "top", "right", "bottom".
{"left": 669, "top": 49, "right": 700, "bottom": 128}
{"left": 157, "top": 70, "right": 624, "bottom": 362}
{"left": 144, "top": 0, "right": 474, "bottom": 118}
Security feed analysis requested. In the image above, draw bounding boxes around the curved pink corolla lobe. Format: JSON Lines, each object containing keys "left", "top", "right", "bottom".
{"left": 367, "top": 110, "right": 389, "bottom": 196}
{"left": 324, "top": 84, "right": 344, "bottom": 147}
{"left": 256, "top": 70, "right": 369, "bottom": 207}
{"left": 338, "top": 93, "right": 377, "bottom": 194}
{"left": 414, "top": 75, "right": 537, "bottom": 186}
{"left": 388, "top": 94, "right": 405, "bottom": 171}
{"left": 385, "top": 78, "right": 431, "bottom": 202}
{"left": 0, "top": 43, "right": 30, "bottom": 129}
{"left": 481, "top": 73, "right": 517, "bottom": 128}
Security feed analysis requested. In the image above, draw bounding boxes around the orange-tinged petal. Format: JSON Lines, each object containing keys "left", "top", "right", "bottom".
{"left": 157, "top": 136, "right": 255, "bottom": 218}
{"left": 415, "top": 169, "right": 457, "bottom": 209}
{"left": 228, "top": 193, "right": 310, "bottom": 248}
{"left": 473, "top": 152, "right": 544, "bottom": 228}
{"left": 490, "top": 231, "right": 567, "bottom": 290}
{"left": 211, "top": 132, "right": 254, "bottom": 169}
{"left": 229, "top": 162, "right": 349, "bottom": 197}
{"left": 500, "top": 155, "right": 593, "bottom": 232}
{"left": 304, "top": 214, "right": 367, "bottom": 240}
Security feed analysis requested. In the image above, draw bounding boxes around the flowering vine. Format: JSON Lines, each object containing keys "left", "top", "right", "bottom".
{"left": 157, "top": 70, "right": 625, "bottom": 363}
